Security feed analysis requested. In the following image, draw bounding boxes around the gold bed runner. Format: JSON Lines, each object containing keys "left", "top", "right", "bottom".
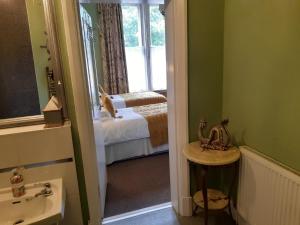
{"left": 133, "top": 103, "right": 168, "bottom": 147}
{"left": 121, "top": 91, "right": 167, "bottom": 108}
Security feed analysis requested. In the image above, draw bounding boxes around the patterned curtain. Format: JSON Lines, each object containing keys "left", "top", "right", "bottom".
{"left": 98, "top": 3, "right": 129, "bottom": 95}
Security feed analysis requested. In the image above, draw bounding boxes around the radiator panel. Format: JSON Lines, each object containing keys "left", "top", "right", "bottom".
{"left": 238, "top": 147, "right": 300, "bottom": 225}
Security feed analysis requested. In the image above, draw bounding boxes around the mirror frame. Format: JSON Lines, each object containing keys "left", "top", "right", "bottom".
{"left": 0, "top": 0, "right": 67, "bottom": 129}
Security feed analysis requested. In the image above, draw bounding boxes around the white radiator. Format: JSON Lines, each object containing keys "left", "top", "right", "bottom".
{"left": 237, "top": 146, "right": 300, "bottom": 225}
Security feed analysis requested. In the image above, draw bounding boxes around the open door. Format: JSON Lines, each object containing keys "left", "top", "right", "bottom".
{"left": 60, "top": 0, "right": 189, "bottom": 223}
{"left": 79, "top": 4, "right": 107, "bottom": 217}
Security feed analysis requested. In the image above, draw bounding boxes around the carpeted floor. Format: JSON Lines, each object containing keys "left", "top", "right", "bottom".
{"left": 104, "top": 153, "right": 171, "bottom": 218}
{"left": 105, "top": 207, "right": 235, "bottom": 225}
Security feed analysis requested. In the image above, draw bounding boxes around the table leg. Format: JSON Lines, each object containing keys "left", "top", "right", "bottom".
{"left": 201, "top": 166, "right": 208, "bottom": 225}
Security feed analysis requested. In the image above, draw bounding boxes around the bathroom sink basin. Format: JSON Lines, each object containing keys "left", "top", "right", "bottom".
{"left": 0, "top": 178, "right": 65, "bottom": 225}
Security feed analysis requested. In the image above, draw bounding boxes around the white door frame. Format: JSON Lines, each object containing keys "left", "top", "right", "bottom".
{"left": 60, "top": 0, "right": 191, "bottom": 224}
{"left": 59, "top": 1, "right": 102, "bottom": 225}
{"left": 165, "top": 0, "right": 191, "bottom": 217}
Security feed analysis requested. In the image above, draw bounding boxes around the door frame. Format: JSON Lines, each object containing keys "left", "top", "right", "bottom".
{"left": 60, "top": 0, "right": 191, "bottom": 224}
{"left": 165, "top": 0, "right": 191, "bottom": 217}
{"left": 59, "top": 1, "right": 102, "bottom": 225}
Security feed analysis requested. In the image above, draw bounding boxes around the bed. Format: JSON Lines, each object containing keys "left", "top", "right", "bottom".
{"left": 95, "top": 103, "right": 168, "bottom": 164}
{"left": 101, "top": 91, "right": 167, "bottom": 109}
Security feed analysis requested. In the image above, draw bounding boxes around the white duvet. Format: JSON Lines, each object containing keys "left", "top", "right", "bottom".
{"left": 98, "top": 107, "right": 150, "bottom": 145}
{"left": 110, "top": 95, "right": 126, "bottom": 109}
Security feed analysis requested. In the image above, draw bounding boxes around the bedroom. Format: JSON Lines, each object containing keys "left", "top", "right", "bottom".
{"left": 78, "top": 0, "right": 170, "bottom": 220}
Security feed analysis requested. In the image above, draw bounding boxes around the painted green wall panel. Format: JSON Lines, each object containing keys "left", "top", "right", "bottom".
{"left": 188, "top": 0, "right": 224, "bottom": 141}
{"left": 223, "top": 0, "right": 300, "bottom": 172}
{"left": 188, "top": 0, "right": 225, "bottom": 196}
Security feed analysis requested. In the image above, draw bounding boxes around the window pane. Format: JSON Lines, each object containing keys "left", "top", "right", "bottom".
{"left": 151, "top": 46, "right": 166, "bottom": 90}
{"left": 125, "top": 47, "right": 148, "bottom": 92}
{"left": 122, "top": 5, "right": 148, "bottom": 92}
{"left": 122, "top": 6, "right": 141, "bottom": 47}
{"left": 150, "top": 5, "right": 165, "bottom": 47}
{"left": 150, "top": 5, "right": 166, "bottom": 90}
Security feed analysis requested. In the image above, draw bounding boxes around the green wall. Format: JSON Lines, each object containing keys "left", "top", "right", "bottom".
{"left": 223, "top": 0, "right": 300, "bottom": 172}
{"left": 188, "top": 0, "right": 224, "bottom": 141}
{"left": 26, "top": 0, "right": 50, "bottom": 110}
{"left": 188, "top": 0, "right": 225, "bottom": 195}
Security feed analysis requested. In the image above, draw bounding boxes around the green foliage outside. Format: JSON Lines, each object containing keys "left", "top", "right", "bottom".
{"left": 150, "top": 5, "right": 165, "bottom": 46}
{"left": 122, "top": 6, "right": 139, "bottom": 47}
{"left": 122, "top": 5, "right": 165, "bottom": 47}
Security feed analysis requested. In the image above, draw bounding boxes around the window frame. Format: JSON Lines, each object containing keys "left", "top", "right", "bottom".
{"left": 122, "top": 3, "right": 166, "bottom": 92}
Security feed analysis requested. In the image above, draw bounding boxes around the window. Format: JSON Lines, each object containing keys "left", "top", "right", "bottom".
{"left": 122, "top": 4, "right": 166, "bottom": 92}
{"left": 122, "top": 5, "right": 148, "bottom": 92}
{"left": 149, "top": 5, "right": 166, "bottom": 91}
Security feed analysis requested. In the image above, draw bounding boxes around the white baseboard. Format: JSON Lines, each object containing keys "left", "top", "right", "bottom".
{"left": 102, "top": 202, "right": 172, "bottom": 224}
{"left": 230, "top": 203, "right": 249, "bottom": 225}
{"left": 180, "top": 196, "right": 193, "bottom": 216}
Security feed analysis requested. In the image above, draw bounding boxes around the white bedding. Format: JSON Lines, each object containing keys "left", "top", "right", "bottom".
{"left": 105, "top": 138, "right": 168, "bottom": 164}
{"left": 94, "top": 107, "right": 169, "bottom": 164}
{"left": 98, "top": 107, "right": 150, "bottom": 145}
{"left": 110, "top": 94, "right": 126, "bottom": 109}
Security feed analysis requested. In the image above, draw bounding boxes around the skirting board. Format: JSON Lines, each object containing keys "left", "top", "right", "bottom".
{"left": 103, "top": 202, "right": 172, "bottom": 224}
{"left": 181, "top": 196, "right": 193, "bottom": 216}
{"left": 231, "top": 203, "right": 248, "bottom": 225}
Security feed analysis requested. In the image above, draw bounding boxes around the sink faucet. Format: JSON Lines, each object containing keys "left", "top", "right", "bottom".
{"left": 35, "top": 186, "right": 53, "bottom": 198}
{"left": 10, "top": 167, "right": 25, "bottom": 198}
{"left": 25, "top": 183, "right": 53, "bottom": 202}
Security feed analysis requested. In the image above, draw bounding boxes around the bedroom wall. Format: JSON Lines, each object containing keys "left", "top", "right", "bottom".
{"left": 223, "top": 0, "right": 300, "bottom": 172}
{"left": 81, "top": 3, "right": 104, "bottom": 87}
{"left": 188, "top": 0, "right": 224, "bottom": 141}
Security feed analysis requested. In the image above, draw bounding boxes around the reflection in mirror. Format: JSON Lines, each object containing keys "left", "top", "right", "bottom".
{"left": 0, "top": 0, "right": 55, "bottom": 120}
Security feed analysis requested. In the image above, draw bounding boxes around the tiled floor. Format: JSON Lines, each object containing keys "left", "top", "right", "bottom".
{"left": 105, "top": 207, "right": 236, "bottom": 225}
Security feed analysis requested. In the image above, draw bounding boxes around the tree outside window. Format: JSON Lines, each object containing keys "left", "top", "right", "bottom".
{"left": 150, "top": 5, "right": 165, "bottom": 46}
{"left": 122, "top": 6, "right": 139, "bottom": 47}
{"left": 121, "top": 4, "right": 166, "bottom": 92}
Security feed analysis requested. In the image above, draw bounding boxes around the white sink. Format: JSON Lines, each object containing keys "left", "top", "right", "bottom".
{"left": 0, "top": 178, "right": 65, "bottom": 225}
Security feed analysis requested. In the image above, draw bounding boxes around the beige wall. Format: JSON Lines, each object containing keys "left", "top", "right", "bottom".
{"left": 0, "top": 123, "right": 83, "bottom": 225}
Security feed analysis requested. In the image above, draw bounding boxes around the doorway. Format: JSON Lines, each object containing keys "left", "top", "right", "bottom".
{"left": 59, "top": 0, "right": 189, "bottom": 223}
{"left": 78, "top": 1, "right": 172, "bottom": 220}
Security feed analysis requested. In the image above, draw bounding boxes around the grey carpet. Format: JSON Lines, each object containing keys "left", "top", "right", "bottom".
{"left": 104, "top": 153, "right": 171, "bottom": 218}
{"left": 105, "top": 207, "right": 236, "bottom": 225}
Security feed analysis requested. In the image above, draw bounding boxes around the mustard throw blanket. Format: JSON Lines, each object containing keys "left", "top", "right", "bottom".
{"left": 133, "top": 103, "right": 168, "bottom": 147}
{"left": 120, "top": 91, "right": 166, "bottom": 107}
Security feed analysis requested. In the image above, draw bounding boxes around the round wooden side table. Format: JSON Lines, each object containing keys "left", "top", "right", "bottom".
{"left": 183, "top": 141, "right": 241, "bottom": 225}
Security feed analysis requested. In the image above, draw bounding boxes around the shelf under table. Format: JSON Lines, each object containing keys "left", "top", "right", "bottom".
{"left": 193, "top": 189, "right": 229, "bottom": 210}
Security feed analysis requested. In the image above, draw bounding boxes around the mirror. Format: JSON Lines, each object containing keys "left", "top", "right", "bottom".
{"left": 0, "top": 0, "right": 66, "bottom": 125}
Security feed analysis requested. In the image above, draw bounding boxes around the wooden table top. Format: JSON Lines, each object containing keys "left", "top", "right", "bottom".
{"left": 183, "top": 141, "right": 240, "bottom": 166}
